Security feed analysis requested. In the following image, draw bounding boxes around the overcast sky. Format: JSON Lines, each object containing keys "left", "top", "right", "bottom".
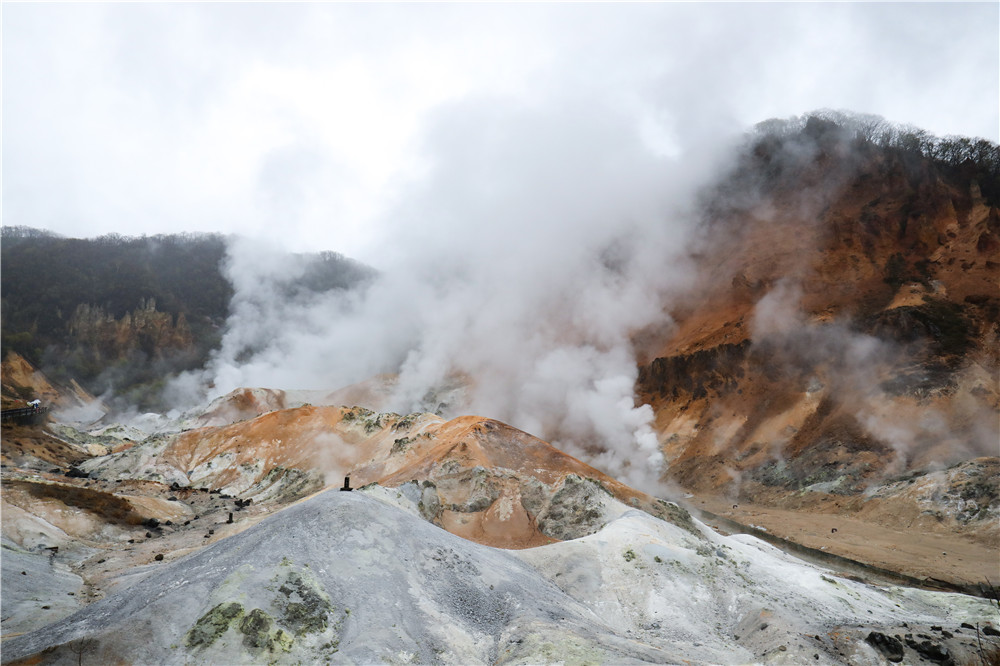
{"left": 3, "top": 3, "right": 997, "bottom": 264}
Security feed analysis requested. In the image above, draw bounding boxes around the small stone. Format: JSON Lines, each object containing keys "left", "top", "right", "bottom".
{"left": 866, "top": 632, "right": 904, "bottom": 663}
{"left": 911, "top": 640, "right": 951, "bottom": 663}
{"left": 154, "top": 554, "right": 164, "bottom": 561}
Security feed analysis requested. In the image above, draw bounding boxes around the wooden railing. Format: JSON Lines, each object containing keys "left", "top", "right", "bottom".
{"left": 0, "top": 406, "right": 49, "bottom": 425}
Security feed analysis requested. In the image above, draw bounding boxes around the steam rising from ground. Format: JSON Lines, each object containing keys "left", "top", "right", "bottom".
{"left": 751, "top": 281, "right": 998, "bottom": 475}
{"left": 171, "top": 96, "right": 732, "bottom": 490}
{"left": 10, "top": 4, "right": 997, "bottom": 490}
{"left": 161, "top": 106, "right": 997, "bottom": 492}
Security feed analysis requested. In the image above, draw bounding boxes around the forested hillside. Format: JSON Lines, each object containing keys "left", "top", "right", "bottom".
{"left": 1, "top": 229, "right": 373, "bottom": 409}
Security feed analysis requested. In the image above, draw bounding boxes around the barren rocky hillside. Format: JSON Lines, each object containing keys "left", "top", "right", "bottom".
{"left": 634, "top": 117, "right": 999, "bottom": 578}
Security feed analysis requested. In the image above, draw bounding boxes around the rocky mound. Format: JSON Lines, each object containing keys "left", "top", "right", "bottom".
{"left": 1, "top": 401, "right": 700, "bottom": 642}
{"left": 68, "top": 405, "right": 692, "bottom": 550}
{"left": 3, "top": 489, "right": 996, "bottom": 665}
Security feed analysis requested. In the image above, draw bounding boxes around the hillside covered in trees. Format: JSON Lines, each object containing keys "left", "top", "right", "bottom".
{"left": 1, "top": 229, "right": 374, "bottom": 410}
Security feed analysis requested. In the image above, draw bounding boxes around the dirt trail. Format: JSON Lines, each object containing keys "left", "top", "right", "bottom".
{"left": 691, "top": 494, "right": 999, "bottom": 589}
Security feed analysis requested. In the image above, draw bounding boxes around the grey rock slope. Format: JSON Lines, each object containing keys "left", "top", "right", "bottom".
{"left": 3, "top": 489, "right": 996, "bottom": 665}
{"left": 0, "top": 538, "right": 85, "bottom": 637}
{"left": 1, "top": 491, "right": 673, "bottom": 665}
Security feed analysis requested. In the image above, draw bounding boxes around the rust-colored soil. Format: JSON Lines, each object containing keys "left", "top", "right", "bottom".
{"left": 1, "top": 424, "right": 89, "bottom": 468}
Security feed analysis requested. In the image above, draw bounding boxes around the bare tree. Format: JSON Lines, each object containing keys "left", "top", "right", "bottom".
{"left": 67, "top": 638, "right": 97, "bottom": 666}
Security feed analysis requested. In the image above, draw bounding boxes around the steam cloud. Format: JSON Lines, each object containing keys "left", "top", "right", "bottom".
{"left": 750, "top": 279, "right": 997, "bottom": 477}
{"left": 171, "top": 95, "right": 736, "bottom": 491}
{"left": 129, "top": 5, "right": 996, "bottom": 492}
{"left": 6, "top": 4, "right": 995, "bottom": 496}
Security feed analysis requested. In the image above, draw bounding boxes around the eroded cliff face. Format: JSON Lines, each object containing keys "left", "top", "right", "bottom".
{"left": 637, "top": 132, "right": 999, "bottom": 542}
{"left": 1, "top": 351, "right": 65, "bottom": 408}
{"left": 67, "top": 298, "right": 194, "bottom": 363}
{"left": 1, "top": 351, "right": 96, "bottom": 412}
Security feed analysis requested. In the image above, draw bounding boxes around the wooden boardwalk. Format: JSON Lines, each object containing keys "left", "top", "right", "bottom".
{"left": 0, "top": 406, "right": 49, "bottom": 425}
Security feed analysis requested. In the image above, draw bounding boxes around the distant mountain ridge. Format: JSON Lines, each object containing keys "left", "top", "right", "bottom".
{"left": 0, "top": 229, "right": 374, "bottom": 409}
